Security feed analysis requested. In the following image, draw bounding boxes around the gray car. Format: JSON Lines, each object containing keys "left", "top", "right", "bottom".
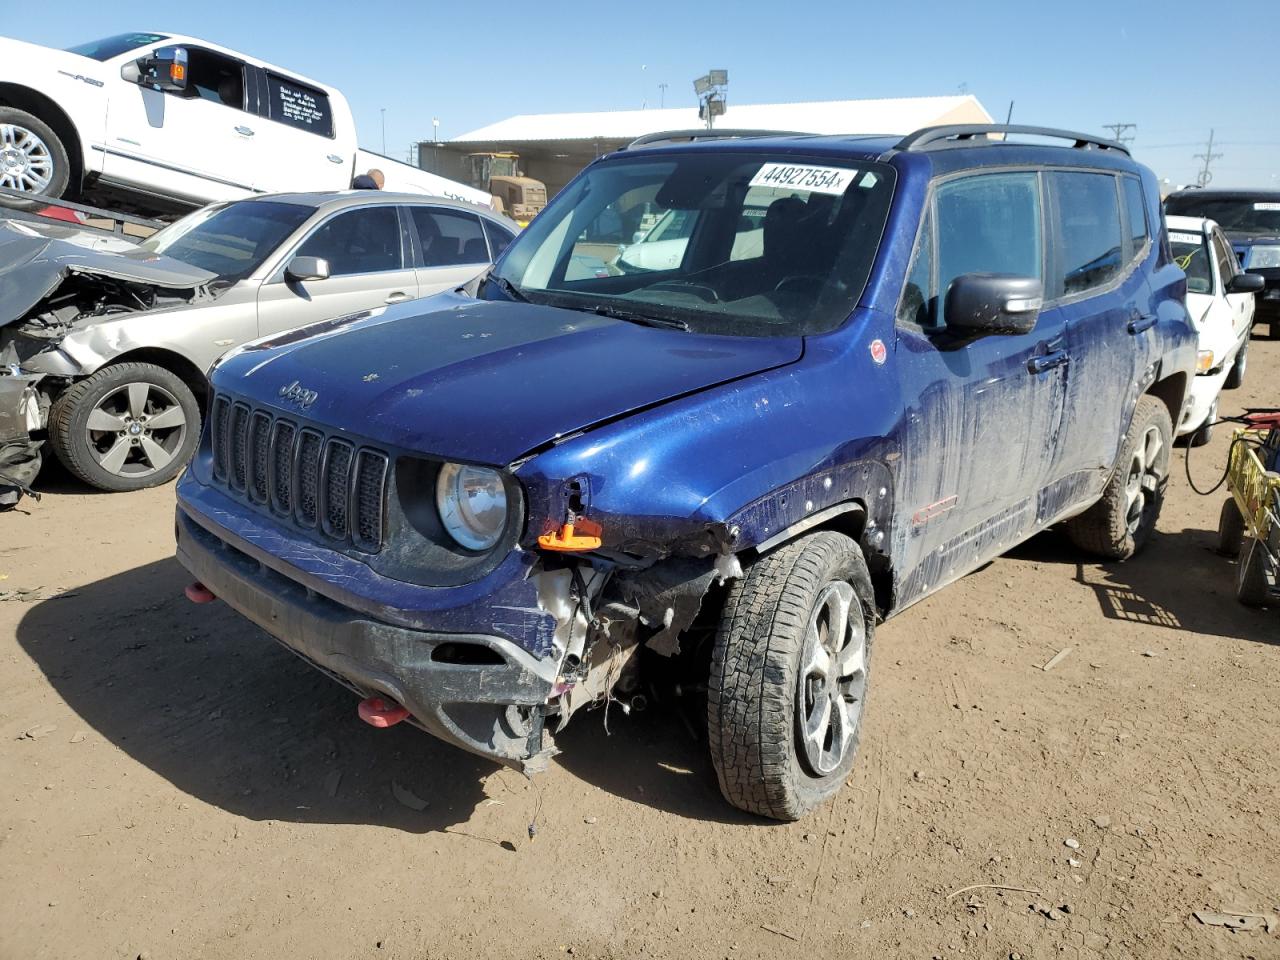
{"left": 1, "top": 192, "right": 517, "bottom": 491}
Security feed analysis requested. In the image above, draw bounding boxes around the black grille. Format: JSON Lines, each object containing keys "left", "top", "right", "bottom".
{"left": 207, "top": 392, "right": 388, "bottom": 552}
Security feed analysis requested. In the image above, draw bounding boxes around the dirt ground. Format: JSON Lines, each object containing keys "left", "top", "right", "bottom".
{"left": 2, "top": 336, "right": 1278, "bottom": 960}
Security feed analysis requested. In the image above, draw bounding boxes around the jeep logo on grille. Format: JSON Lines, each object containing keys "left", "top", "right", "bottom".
{"left": 278, "top": 380, "right": 319, "bottom": 410}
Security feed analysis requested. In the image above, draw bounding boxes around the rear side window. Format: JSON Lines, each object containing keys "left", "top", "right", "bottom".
{"left": 265, "top": 73, "right": 334, "bottom": 138}
{"left": 483, "top": 219, "right": 515, "bottom": 259}
{"left": 1052, "top": 172, "right": 1123, "bottom": 296}
{"left": 410, "top": 208, "right": 489, "bottom": 267}
{"left": 935, "top": 172, "right": 1042, "bottom": 326}
{"left": 1122, "top": 177, "right": 1149, "bottom": 255}
{"left": 297, "top": 206, "right": 403, "bottom": 275}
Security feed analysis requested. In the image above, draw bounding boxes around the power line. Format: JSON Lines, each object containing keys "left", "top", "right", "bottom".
{"left": 1103, "top": 122, "right": 1137, "bottom": 145}
{"left": 1194, "top": 129, "right": 1222, "bottom": 188}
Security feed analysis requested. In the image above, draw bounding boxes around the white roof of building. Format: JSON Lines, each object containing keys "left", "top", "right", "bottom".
{"left": 451, "top": 95, "right": 992, "bottom": 143}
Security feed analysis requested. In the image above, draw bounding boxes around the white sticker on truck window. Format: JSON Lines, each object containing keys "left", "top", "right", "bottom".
{"left": 1254, "top": 202, "right": 1280, "bottom": 211}
{"left": 749, "top": 163, "right": 854, "bottom": 195}
{"left": 1169, "top": 232, "right": 1202, "bottom": 245}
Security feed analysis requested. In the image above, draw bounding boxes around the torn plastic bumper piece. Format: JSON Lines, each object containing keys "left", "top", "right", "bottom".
{"left": 358, "top": 696, "right": 411, "bottom": 728}
{"left": 175, "top": 506, "right": 558, "bottom": 773}
{"left": 184, "top": 581, "right": 217, "bottom": 604}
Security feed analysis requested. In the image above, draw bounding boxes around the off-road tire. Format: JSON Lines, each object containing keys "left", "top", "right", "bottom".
{"left": 50, "top": 362, "right": 200, "bottom": 492}
{"left": 1236, "top": 538, "right": 1272, "bottom": 607}
{"left": 1065, "top": 394, "right": 1172, "bottom": 560}
{"left": 708, "top": 530, "right": 875, "bottom": 821}
{"left": 0, "top": 106, "right": 71, "bottom": 204}
{"left": 1223, "top": 339, "right": 1247, "bottom": 390}
{"left": 1216, "top": 498, "right": 1245, "bottom": 558}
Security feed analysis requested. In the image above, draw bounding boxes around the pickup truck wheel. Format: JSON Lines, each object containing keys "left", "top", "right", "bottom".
{"left": 1187, "top": 399, "right": 1216, "bottom": 448}
{"left": 1065, "top": 395, "right": 1172, "bottom": 560}
{"left": 49, "top": 363, "right": 200, "bottom": 492}
{"left": 708, "top": 530, "right": 874, "bottom": 821}
{"left": 0, "top": 108, "right": 70, "bottom": 202}
{"left": 1236, "top": 538, "right": 1272, "bottom": 607}
{"left": 1216, "top": 498, "right": 1245, "bottom": 558}
{"left": 1223, "top": 340, "right": 1247, "bottom": 390}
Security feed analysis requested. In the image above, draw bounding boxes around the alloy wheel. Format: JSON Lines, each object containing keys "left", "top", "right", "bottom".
{"left": 795, "top": 581, "right": 868, "bottom": 777}
{"left": 1124, "top": 424, "right": 1164, "bottom": 537}
{"left": 0, "top": 123, "right": 54, "bottom": 194}
{"left": 86, "top": 381, "right": 189, "bottom": 479}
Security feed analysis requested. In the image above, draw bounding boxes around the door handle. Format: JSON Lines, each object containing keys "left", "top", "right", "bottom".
{"left": 234, "top": 125, "right": 255, "bottom": 137}
{"left": 1027, "top": 350, "right": 1069, "bottom": 375}
{"left": 1127, "top": 313, "right": 1157, "bottom": 335}
{"left": 384, "top": 292, "right": 412, "bottom": 304}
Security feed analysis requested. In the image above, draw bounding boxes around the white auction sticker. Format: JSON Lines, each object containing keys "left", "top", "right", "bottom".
{"left": 1254, "top": 202, "right": 1280, "bottom": 211}
{"left": 1169, "top": 232, "right": 1202, "bottom": 245}
{"left": 750, "top": 162, "right": 855, "bottom": 195}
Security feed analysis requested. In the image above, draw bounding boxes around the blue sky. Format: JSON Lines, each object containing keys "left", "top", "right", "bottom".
{"left": 10, "top": 0, "right": 1278, "bottom": 188}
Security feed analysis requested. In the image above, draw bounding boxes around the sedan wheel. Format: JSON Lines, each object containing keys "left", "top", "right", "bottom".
{"left": 87, "top": 381, "right": 188, "bottom": 479}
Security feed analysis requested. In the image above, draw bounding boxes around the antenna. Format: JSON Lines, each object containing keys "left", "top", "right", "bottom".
{"left": 1194, "top": 129, "right": 1221, "bottom": 187}
{"left": 1103, "top": 122, "right": 1137, "bottom": 146}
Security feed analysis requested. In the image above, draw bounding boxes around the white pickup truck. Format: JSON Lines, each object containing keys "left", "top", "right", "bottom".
{"left": 0, "top": 31, "right": 490, "bottom": 210}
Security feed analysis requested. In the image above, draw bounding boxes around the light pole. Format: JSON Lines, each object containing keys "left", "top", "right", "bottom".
{"left": 432, "top": 117, "right": 440, "bottom": 143}
{"left": 658, "top": 82, "right": 668, "bottom": 108}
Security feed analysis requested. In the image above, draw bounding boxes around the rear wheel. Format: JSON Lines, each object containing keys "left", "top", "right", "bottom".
{"left": 1217, "top": 498, "right": 1245, "bottom": 558}
{"left": 0, "top": 107, "right": 70, "bottom": 204}
{"left": 50, "top": 362, "right": 200, "bottom": 492}
{"left": 1236, "top": 538, "right": 1272, "bottom": 607}
{"left": 708, "top": 530, "right": 874, "bottom": 821}
{"left": 1066, "top": 395, "right": 1172, "bottom": 560}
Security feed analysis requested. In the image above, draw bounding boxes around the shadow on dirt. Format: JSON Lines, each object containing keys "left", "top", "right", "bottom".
{"left": 17, "top": 557, "right": 751, "bottom": 832}
{"left": 1008, "top": 522, "right": 1277, "bottom": 646}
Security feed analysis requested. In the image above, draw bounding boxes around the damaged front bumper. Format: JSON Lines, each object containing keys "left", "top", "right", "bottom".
{"left": 176, "top": 496, "right": 562, "bottom": 773}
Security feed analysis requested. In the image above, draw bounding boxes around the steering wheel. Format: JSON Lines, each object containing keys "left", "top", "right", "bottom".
{"left": 645, "top": 281, "right": 722, "bottom": 303}
{"left": 773, "top": 275, "right": 825, "bottom": 297}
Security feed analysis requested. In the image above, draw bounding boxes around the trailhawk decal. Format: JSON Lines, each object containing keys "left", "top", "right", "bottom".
{"left": 749, "top": 162, "right": 854, "bottom": 195}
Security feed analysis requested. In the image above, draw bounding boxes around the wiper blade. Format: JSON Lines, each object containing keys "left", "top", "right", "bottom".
{"left": 590, "top": 304, "right": 690, "bottom": 331}
{"left": 485, "top": 273, "right": 528, "bottom": 303}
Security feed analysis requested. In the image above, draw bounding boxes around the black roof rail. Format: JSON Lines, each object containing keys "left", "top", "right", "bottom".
{"left": 626, "top": 129, "right": 808, "bottom": 149}
{"left": 895, "top": 124, "right": 1131, "bottom": 157}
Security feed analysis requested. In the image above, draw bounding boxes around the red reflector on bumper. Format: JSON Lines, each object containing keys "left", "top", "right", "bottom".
{"left": 184, "top": 581, "right": 217, "bottom": 604}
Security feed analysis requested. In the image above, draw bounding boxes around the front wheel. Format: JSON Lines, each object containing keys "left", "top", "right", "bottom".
{"left": 1223, "top": 340, "right": 1247, "bottom": 390}
{"left": 708, "top": 530, "right": 875, "bottom": 821}
{"left": 1065, "top": 395, "right": 1172, "bottom": 560}
{"left": 0, "top": 107, "right": 71, "bottom": 203}
{"left": 49, "top": 362, "right": 200, "bottom": 492}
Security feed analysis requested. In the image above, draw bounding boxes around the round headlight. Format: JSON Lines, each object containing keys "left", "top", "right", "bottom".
{"left": 436, "top": 463, "right": 509, "bottom": 551}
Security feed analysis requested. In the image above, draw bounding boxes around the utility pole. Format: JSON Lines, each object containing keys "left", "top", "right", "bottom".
{"left": 1194, "top": 129, "right": 1221, "bottom": 188}
{"left": 658, "top": 82, "right": 668, "bottom": 108}
{"left": 1103, "top": 122, "right": 1137, "bottom": 146}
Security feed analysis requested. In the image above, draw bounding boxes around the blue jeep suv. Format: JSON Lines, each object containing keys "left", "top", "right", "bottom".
{"left": 176, "top": 125, "right": 1196, "bottom": 820}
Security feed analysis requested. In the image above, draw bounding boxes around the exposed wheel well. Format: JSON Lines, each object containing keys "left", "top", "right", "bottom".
{"left": 1146, "top": 371, "right": 1187, "bottom": 433}
{"left": 0, "top": 84, "right": 84, "bottom": 197}
{"left": 103, "top": 349, "right": 209, "bottom": 413}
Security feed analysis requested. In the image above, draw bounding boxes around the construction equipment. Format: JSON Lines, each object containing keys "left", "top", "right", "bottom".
{"left": 467, "top": 153, "right": 546, "bottom": 224}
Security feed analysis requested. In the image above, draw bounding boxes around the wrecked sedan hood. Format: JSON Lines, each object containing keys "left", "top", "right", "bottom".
{"left": 216, "top": 292, "right": 804, "bottom": 465}
{"left": 0, "top": 219, "right": 216, "bottom": 326}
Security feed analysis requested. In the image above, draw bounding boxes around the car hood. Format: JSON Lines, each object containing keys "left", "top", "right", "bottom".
{"left": 217, "top": 292, "right": 804, "bottom": 465}
{"left": 0, "top": 36, "right": 104, "bottom": 76}
{"left": 0, "top": 219, "right": 216, "bottom": 325}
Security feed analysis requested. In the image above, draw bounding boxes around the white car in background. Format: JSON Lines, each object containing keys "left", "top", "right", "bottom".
{"left": 1166, "top": 214, "right": 1263, "bottom": 445}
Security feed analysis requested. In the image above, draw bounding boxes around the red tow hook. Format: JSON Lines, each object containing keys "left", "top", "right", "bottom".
{"left": 184, "top": 581, "right": 217, "bottom": 604}
{"left": 358, "top": 696, "right": 410, "bottom": 728}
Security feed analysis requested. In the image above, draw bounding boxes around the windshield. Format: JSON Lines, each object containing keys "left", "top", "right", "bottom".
{"left": 1167, "top": 229, "right": 1212, "bottom": 294}
{"left": 66, "top": 33, "right": 168, "bottom": 61}
{"left": 1164, "top": 196, "right": 1280, "bottom": 238}
{"left": 138, "top": 200, "right": 313, "bottom": 283}
{"left": 489, "top": 152, "right": 896, "bottom": 337}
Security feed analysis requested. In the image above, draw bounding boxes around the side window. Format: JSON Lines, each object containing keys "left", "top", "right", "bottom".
{"left": 1122, "top": 176, "right": 1149, "bottom": 259}
{"left": 182, "top": 48, "right": 245, "bottom": 110}
{"left": 897, "top": 207, "right": 934, "bottom": 327}
{"left": 296, "top": 207, "right": 402, "bottom": 276}
{"left": 482, "top": 219, "right": 515, "bottom": 259}
{"left": 1211, "top": 231, "right": 1237, "bottom": 287}
{"left": 410, "top": 208, "right": 489, "bottom": 267}
{"left": 264, "top": 73, "right": 334, "bottom": 138}
{"left": 1051, "top": 172, "right": 1124, "bottom": 296}
{"left": 935, "top": 172, "right": 1042, "bottom": 326}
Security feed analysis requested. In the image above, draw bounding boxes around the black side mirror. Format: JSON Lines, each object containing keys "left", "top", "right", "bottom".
{"left": 286, "top": 256, "right": 331, "bottom": 282}
{"left": 1227, "top": 272, "right": 1265, "bottom": 294}
{"left": 944, "top": 273, "right": 1043, "bottom": 335}
{"left": 121, "top": 45, "right": 189, "bottom": 92}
